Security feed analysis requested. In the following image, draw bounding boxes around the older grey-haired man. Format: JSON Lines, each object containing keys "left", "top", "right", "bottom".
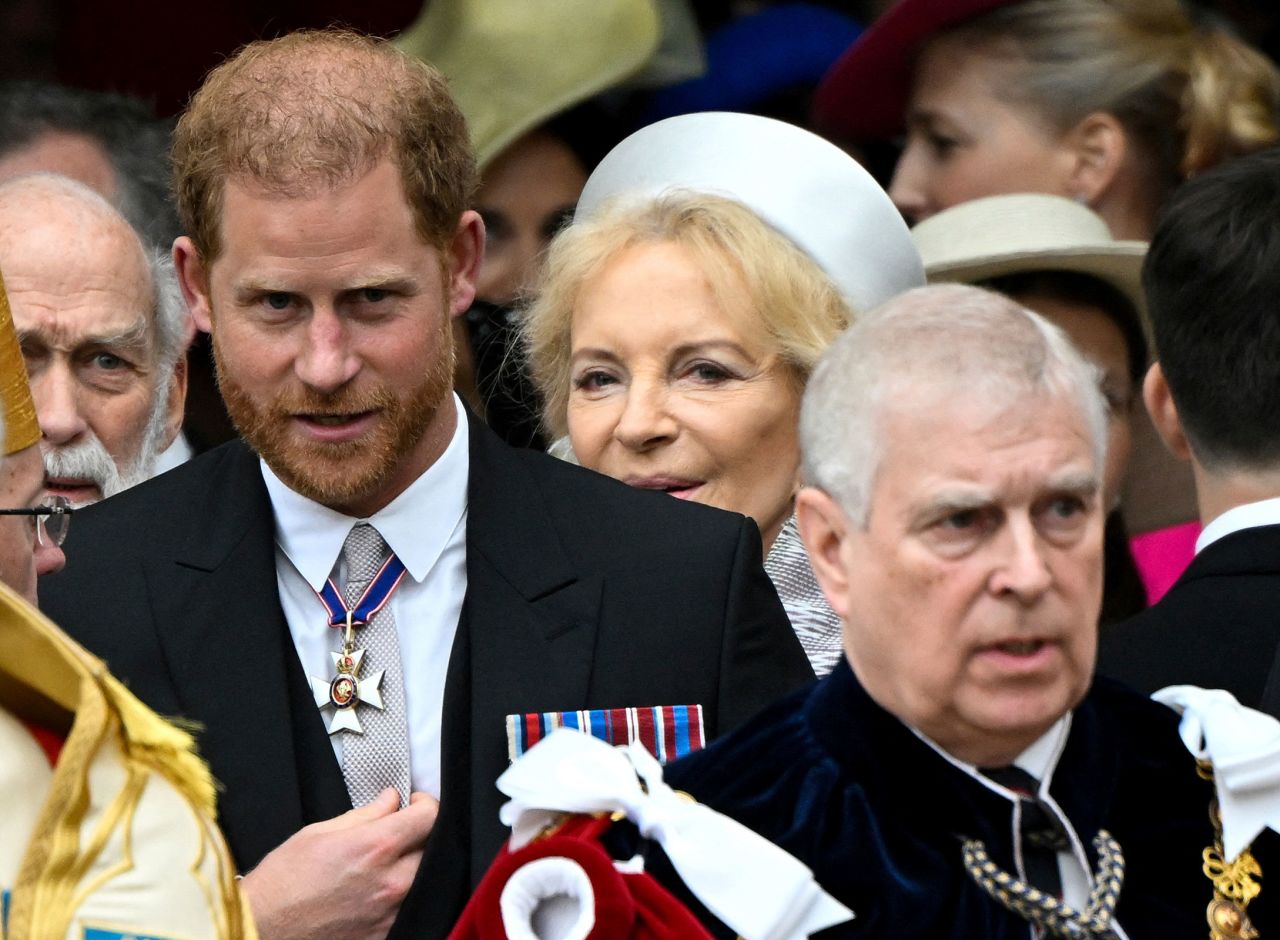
{"left": 0, "top": 174, "right": 188, "bottom": 506}
{"left": 664, "top": 284, "right": 1219, "bottom": 938}
{"left": 0, "top": 81, "right": 179, "bottom": 251}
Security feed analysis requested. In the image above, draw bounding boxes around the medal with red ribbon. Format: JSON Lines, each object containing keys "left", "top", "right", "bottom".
{"left": 308, "top": 554, "right": 408, "bottom": 735}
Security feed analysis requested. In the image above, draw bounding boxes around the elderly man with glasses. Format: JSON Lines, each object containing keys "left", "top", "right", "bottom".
{"left": 0, "top": 297, "right": 65, "bottom": 602}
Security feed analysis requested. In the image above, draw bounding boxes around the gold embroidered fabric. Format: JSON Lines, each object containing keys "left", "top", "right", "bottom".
{"left": 0, "top": 580, "right": 257, "bottom": 939}
{"left": 0, "top": 271, "right": 38, "bottom": 456}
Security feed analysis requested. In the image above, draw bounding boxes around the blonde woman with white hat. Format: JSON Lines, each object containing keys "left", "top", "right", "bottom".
{"left": 523, "top": 111, "right": 925, "bottom": 676}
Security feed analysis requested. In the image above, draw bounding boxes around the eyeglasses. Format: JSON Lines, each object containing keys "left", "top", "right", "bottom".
{"left": 0, "top": 496, "right": 74, "bottom": 547}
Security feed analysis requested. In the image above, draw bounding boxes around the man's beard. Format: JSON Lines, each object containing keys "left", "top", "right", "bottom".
{"left": 42, "top": 389, "right": 168, "bottom": 507}
{"left": 214, "top": 317, "right": 456, "bottom": 511}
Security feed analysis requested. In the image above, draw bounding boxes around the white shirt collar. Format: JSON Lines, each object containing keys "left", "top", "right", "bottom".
{"left": 1196, "top": 495, "right": 1280, "bottom": 554}
{"left": 261, "top": 394, "right": 470, "bottom": 589}
{"left": 909, "top": 714, "right": 1072, "bottom": 801}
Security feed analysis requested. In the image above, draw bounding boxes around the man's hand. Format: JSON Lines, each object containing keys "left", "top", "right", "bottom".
{"left": 239, "top": 788, "right": 439, "bottom": 940}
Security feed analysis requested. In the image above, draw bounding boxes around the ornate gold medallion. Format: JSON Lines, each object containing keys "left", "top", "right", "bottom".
{"left": 309, "top": 646, "right": 385, "bottom": 735}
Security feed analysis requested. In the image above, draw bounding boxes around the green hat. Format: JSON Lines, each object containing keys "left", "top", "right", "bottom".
{"left": 397, "top": 0, "right": 663, "bottom": 170}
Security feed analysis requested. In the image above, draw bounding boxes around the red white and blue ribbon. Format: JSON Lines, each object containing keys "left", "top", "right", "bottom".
{"left": 314, "top": 554, "right": 408, "bottom": 629}
{"left": 506, "top": 704, "right": 705, "bottom": 765}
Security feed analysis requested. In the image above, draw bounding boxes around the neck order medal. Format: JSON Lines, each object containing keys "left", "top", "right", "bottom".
{"left": 310, "top": 613, "right": 386, "bottom": 734}
{"left": 308, "top": 550, "right": 407, "bottom": 735}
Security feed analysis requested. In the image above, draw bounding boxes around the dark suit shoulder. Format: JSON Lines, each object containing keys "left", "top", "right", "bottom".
{"left": 1085, "top": 680, "right": 1276, "bottom": 934}
{"left": 40, "top": 440, "right": 271, "bottom": 696}
{"left": 1098, "top": 529, "right": 1280, "bottom": 708}
{"left": 54, "top": 439, "right": 261, "bottom": 553}
{"left": 468, "top": 435, "right": 812, "bottom": 733}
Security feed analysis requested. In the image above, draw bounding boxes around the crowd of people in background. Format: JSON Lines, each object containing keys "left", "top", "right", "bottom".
{"left": 5, "top": 0, "right": 1280, "bottom": 937}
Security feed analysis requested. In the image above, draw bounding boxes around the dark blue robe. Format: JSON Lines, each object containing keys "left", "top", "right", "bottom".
{"left": 663, "top": 659, "right": 1223, "bottom": 938}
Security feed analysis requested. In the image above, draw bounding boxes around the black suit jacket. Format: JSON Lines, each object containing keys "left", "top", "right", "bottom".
{"left": 42, "top": 416, "right": 812, "bottom": 937}
{"left": 1099, "top": 523, "right": 1280, "bottom": 715}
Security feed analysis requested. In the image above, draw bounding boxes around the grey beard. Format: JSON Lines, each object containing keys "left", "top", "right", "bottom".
{"left": 42, "top": 398, "right": 168, "bottom": 506}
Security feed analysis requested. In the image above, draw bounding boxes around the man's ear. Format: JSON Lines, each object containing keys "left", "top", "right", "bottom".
{"left": 446, "top": 209, "right": 485, "bottom": 320}
{"left": 1062, "top": 111, "right": 1127, "bottom": 206}
{"left": 160, "top": 355, "right": 189, "bottom": 452}
{"left": 794, "top": 486, "right": 854, "bottom": 622}
{"left": 1142, "top": 362, "right": 1192, "bottom": 461}
{"left": 173, "top": 236, "right": 213, "bottom": 334}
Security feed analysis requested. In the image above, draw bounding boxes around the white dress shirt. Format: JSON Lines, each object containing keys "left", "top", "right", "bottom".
{"left": 1196, "top": 495, "right": 1280, "bottom": 553}
{"left": 262, "top": 394, "right": 469, "bottom": 798}
{"left": 911, "top": 716, "right": 1130, "bottom": 938}
{"left": 152, "top": 431, "right": 195, "bottom": 475}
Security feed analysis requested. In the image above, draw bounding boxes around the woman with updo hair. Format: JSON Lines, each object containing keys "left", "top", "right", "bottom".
{"left": 814, "top": 0, "right": 1280, "bottom": 238}
{"left": 815, "top": 0, "right": 1280, "bottom": 597}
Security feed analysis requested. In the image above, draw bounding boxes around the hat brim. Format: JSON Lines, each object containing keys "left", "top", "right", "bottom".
{"left": 812, "top": 0, "right": 1015, "bottom": 142}
{"left": 929, "top": 245, "right": 1143, "bottom": 303}
{"left": 928, "top": 245, "right": 1150, "bottom": 351}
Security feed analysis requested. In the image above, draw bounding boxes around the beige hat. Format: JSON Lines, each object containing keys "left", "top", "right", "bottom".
{"left": 911, "top": 194, "right": 1148, "bottom": 319}
{"left": 396, "top": 0, "right": 663, "bottom": 170}
{"left": 576, "top": 111, "right": 925, "bottom": 313}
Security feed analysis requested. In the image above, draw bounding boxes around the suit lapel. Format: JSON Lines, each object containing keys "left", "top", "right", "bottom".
{"left": 394, "top": 416, "right": 602, "bottom": 935}
{"left": 462, "top": 420, "right": 604, "bottom": 866}
{"left": 147, "top": 442, "right": 346, "bottom": 869}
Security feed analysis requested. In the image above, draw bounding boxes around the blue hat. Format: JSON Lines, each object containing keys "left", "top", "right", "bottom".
{"left": 647, "top": 4, "right": 862, "bottom": 122}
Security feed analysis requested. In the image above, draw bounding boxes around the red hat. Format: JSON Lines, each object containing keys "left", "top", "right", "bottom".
{"left": 449, "top": 814, "right": 715, "bottom": 940}
{"left": 812, "top": 0, "right": 1019, "bottom": 143}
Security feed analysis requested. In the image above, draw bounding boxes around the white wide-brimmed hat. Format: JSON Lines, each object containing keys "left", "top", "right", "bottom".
{"left": 574, "top": 111, "right": 925, "bottom": 313}
{"left": 910, "top": 194, "right": 1148, "bottom": 321}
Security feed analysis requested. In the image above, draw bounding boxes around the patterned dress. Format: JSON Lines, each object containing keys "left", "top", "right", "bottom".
{"left": 764, "top": 514, "right": 843, "bottom": 676}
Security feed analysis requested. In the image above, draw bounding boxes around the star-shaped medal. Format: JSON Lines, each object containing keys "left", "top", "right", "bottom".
{"left": 309, "top": 647, "right": 386, "bottom": 735}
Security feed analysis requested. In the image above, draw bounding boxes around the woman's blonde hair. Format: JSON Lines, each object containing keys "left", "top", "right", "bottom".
{"left": 523, "top": 190, "right": 852, "bottom": 439}
{"left": 945, "top": 0, "right": 1280, "bottom": 195}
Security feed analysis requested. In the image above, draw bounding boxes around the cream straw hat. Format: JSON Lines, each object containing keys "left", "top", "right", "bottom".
{"left": 911, "top": 193, "right": 1148, "bottom": 325}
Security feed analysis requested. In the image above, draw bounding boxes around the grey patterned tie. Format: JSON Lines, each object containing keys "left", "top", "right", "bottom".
{"left": 339, "top": 523, "right": 411, "bottom": 807}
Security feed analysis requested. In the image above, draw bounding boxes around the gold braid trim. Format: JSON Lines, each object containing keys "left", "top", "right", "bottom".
{"left": 962, "top": 830, "right": 1124, "bottom": 939}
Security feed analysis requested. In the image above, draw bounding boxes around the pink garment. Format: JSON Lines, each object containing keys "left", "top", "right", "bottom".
{"left": 1129, "top": 521, "right": 1202, "bottom": 605}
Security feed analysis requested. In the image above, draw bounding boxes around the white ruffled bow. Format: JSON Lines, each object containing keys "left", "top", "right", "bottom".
{"left": 497, "top": 728, "right": 854, "bottom": 940}
{"left": 1154, "top": 684, "right": 1280, "bottom": 860}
